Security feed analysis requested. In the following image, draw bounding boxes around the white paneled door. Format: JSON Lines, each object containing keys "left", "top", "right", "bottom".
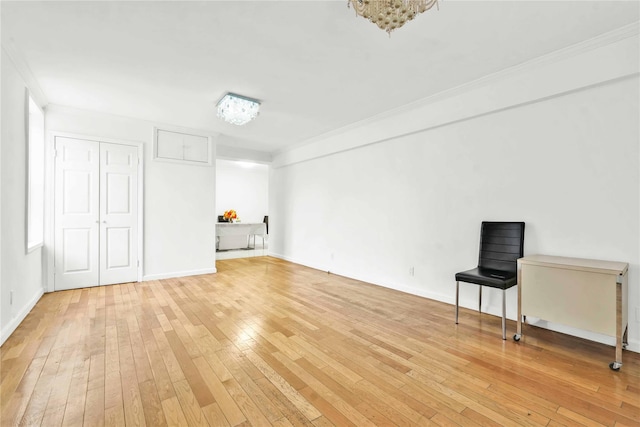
{"left": 54, "top": 137, "right": 100, "bottom": 290}
{"left": 99, "top": 143, "right": 139, "bottom": 286}
{"left": 54, "top": 137, "right": 139, "bottom": 291}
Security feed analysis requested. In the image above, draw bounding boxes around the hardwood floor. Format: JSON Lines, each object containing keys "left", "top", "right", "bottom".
{"left": 1, "top": 256, "right": 639, "bottom": 426}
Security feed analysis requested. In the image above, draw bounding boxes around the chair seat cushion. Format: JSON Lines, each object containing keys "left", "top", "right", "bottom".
{"left": 455, "top": 267, "right": 517, "bottom": 289}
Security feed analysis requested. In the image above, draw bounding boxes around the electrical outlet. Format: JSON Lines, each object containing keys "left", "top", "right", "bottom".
{"left": 409, "top": 267, "right": 414, "bottom": 276}
{"left": 10, "top": 290, "right": 13, "bottom": 305}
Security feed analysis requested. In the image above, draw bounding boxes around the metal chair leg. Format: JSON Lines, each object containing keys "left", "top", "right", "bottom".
{"left": 478, "top": 286, "right": 482, "bottom": 313}
{"left": 455, "top": 281, "right": 459, "bottom": 324}
{"left": 502, "top": 289, "right": 507, "bottom": 340}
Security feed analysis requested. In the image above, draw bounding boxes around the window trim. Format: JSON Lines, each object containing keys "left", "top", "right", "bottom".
{"left": 26, "top": 89, "right": 45, "bottom": 253}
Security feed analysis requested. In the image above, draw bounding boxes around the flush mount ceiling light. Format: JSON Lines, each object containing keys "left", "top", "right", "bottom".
{"left": 216, "top": 93, "right": 260, "bottom": 126}
{"left": 348, "top": 0, "right": 439, "bottom": 35}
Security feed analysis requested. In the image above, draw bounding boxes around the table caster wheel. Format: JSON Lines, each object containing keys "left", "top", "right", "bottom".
{"left": 609, "top": 362, "right": 622, "bottom": 371}
{"left": 513, "top": 334, "right": 521, "bottom": 342}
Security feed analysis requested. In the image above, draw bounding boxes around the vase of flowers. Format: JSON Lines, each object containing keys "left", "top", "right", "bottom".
{"left": 223, "top": 209, "right": 238, "bottom": 223}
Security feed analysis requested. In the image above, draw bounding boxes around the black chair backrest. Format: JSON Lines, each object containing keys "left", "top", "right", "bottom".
{"left": 478, "top": 222, "right": 525, "bottom": 273}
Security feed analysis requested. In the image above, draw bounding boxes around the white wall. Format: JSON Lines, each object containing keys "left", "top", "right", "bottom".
{"left": 46, "top": 105, "right": 217, "bottom": 282}
{"left": 0, "top": 47, "right": 3, "bottom": 344}
{"left": 270, "top": 32, "right": 640, "bottom": 351}
{"left": 216, "top": 159, "right": 269, "bottom": 224}
{"left": 1, "top": 48, "right": 45, "bottom": 344}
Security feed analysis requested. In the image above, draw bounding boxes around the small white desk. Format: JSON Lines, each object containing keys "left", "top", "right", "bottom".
{"left": 515, "top": 255, "right": 629, "bottom": 370}
{"left": 216, "top": 223, "right": 267, "bottom": 251}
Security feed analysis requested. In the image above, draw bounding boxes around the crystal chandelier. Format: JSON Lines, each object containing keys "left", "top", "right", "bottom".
{"left": 216, "top": 93, "right": 261, "bottom": 126}
{"left": 348, "top": 0, "right": 439, "bottom": 35}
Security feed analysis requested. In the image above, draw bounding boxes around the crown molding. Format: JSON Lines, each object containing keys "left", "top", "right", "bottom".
{"left": 275, "top": 21, "right": 640, "bottom": 157}
{"left": 46, "top": 103, "right": 221, "bottom": 142}
{"left": 1, "top": 38, "right": 48, "bottom": 108}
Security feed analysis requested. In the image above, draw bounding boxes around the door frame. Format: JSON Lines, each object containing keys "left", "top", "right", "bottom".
{"left": 45, "top": 131, "right": 144, "bottom": 292}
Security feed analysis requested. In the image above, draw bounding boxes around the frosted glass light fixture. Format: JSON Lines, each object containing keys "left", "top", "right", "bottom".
{"left": 216, "top": 93, "right": 260, "bottom": 126}
{"left": 348, "top": 0, "right": 439, "bottom": 35}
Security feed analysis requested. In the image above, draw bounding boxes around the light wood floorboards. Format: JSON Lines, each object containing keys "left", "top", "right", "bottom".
{"left": 1, "top": 256, "right": 639, "bottom": 426}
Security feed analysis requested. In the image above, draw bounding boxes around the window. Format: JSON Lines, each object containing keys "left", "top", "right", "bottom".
{"left": 26, "top": 91, "right": 44, "bottom": 252}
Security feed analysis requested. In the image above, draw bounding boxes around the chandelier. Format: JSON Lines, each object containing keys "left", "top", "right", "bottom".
{"left": 216, "top": 93, "right": 261, "bottom": 126}
{"left": 348, "top": 0, "right": 439, "bottom": 35}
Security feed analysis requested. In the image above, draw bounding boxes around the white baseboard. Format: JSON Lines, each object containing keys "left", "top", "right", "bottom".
{"left": 624, "top": 338, "right": 638, "bottom": 353}
{"left": 469, "top": 301, "right": 640, "bottom": 353}
{"left": 269, "top": 252, "right": 639, "bottom": 354}
{"left": 270, "top": 252, "right": 452, "bottom": 302}
{"left": 518, "top": 318, "right": 640, "bottom": 353}
{"left": 1, "top": 287, "right": 45, "bottom": 346}
{"left": 142, "top": 267, "right": 217, "bottom": 281}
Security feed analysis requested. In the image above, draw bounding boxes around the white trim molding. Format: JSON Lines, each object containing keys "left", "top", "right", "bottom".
{"left": 273, "top": 22, "right": 640, "bottom": 168}
{"left": 1, "top": 40, "right": 48, "bottom": 107}
{"left": 0, "top": 288, "right": 44, "bottom": 346}
{"left": 45, "top": 131, "right": 145, "bottom": 292}
{"left": 269, "top": 252, "right": 639, "bottom": 354}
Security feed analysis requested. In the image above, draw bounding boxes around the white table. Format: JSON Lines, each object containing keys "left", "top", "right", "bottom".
{"left": 514, "top": 255, "right": 629, "bottom": 370}
{"left": 216, "top": 223, "right": 267, "bottom": 251}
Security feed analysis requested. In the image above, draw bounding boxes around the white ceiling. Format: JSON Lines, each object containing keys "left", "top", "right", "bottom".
{"left": 2, "top": 1, "right": 638, "bottom": 155}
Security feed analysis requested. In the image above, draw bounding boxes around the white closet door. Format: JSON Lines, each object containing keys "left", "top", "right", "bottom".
{"left": 54, "top": 137, "right": 100, "bottom": 290}
{"left": 54, "top": 138, "right": 140, "bottom": 291}
{"left": 99, "top": 143, "right": 138, "bottom": 285}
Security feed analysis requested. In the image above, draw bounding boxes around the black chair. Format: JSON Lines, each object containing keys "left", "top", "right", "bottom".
{"left": 455, "top": 221, "right": 525, "bottom": 340}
